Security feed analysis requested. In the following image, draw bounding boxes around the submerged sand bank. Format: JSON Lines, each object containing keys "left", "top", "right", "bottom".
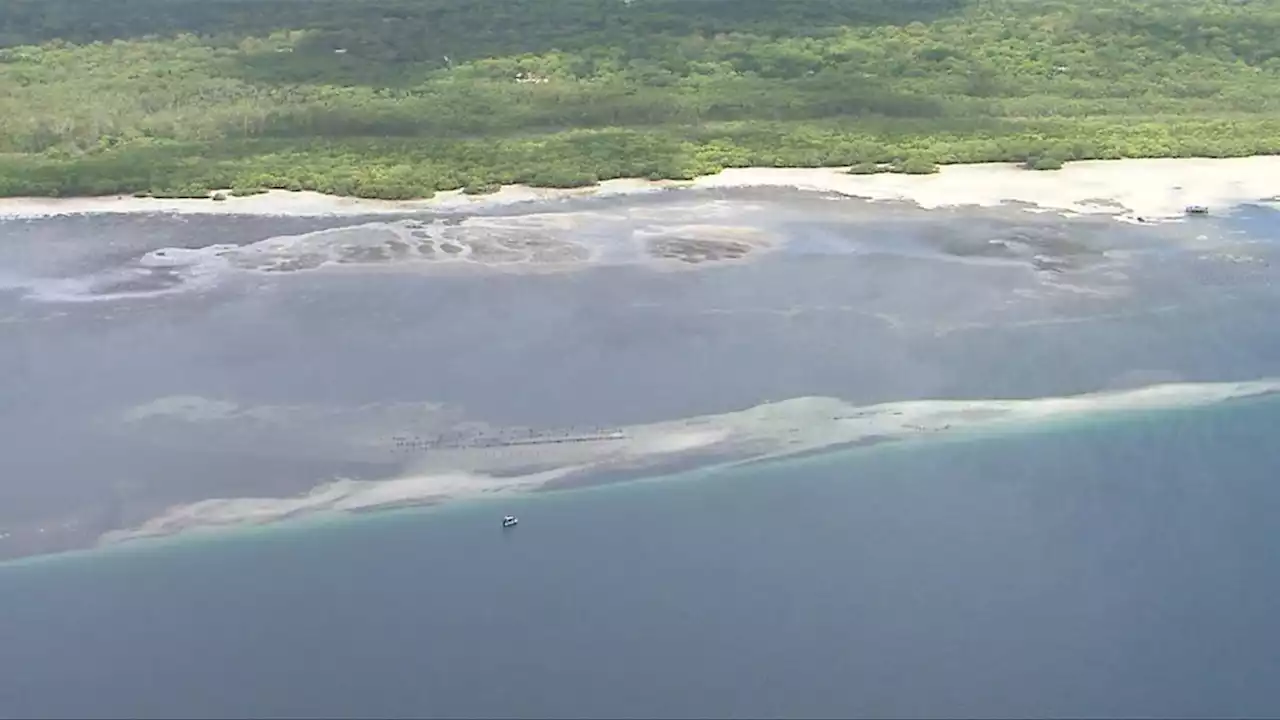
{"left": 98, "top": 378, "right": 1280, "bottom": 548}
{"left": 1, "top": 157, "right": 1278, "bottom": 222}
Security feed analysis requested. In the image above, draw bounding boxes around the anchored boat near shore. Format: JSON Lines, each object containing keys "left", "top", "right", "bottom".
{"left": 502, "top": 515, "right": 519, "bottom": 528}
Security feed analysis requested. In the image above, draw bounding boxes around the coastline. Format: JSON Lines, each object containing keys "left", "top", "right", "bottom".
{"left": 79, "top": 379, "right": 1280, "bottom": 554}
{"left": 2, "top": 380, "right": 1277, "bottom": 569}
{"left": 4, "top": 379, "right": 1277, "bottom": 570}
{"left": 6, "top": 153, "right": 1280, "bottom": 565}
{"left": 1, "top": 157, "right": 1278, "bottom": 223}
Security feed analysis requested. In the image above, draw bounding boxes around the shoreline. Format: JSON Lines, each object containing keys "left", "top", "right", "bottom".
{"left": 4, "top": 378, "right": 1277, "bottom": 569}
{"left": 1, "top": 157, "right": 1278, "bottom": 223}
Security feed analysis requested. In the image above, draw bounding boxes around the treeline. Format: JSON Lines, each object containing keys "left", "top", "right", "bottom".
{"left": 1, "top": 0, "right": 1279, "bottom": 198}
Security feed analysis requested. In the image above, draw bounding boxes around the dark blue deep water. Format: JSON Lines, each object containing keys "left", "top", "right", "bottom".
{"left": 3, "top": 395, "right": 1280, "bottom": 719}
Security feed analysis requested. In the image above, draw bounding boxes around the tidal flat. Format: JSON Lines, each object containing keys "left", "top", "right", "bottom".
{"left": 2, "top": 167, "right": 1279, "bottom": 562}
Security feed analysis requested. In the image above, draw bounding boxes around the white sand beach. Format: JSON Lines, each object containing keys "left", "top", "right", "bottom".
{"left": 1, "top": 157, "right": 1278, "bottom": 221}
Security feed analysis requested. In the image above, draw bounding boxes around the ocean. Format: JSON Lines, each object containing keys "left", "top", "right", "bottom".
{"left": 4, "top": 395, "right": 1280, "bottom": 718}
{"left": 2, "top": 191, "right": 1279, "bottom": 718}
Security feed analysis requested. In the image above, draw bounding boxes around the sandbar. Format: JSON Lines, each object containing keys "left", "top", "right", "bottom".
{"left": 94, "top": 378, "right": 1280, "bottom": 549}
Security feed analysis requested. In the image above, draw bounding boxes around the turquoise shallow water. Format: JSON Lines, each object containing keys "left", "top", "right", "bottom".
{"left": 4, "top": 395, "right": 1280, "bottom": 719}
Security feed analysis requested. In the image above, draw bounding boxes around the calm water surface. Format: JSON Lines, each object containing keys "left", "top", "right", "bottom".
{"left": 1, "top": 195, "right": 1279, "bottom": 717}
{"left": 3, "top": 396, "right": 1280, "bottom": 718}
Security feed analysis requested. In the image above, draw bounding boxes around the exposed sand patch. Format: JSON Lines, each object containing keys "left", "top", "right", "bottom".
{"left": 102, "top": 377, "right": 1280, "bottom": 547}
{"left": 2, "top": 158, "right": 1276, "bottom": 222}
{"left": 688, "top": 158, "right": 1280, "bottom": 222}
{"left": 0, "top": 178, "right": 680, "bottom": 219}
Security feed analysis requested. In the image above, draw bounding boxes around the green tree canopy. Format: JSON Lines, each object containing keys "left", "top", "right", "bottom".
{"left": 1, "top": 0, "right": 1279, "bottom": 198}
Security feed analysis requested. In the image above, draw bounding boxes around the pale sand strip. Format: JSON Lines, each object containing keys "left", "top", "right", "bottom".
{"left": 100, "top": 377, "right": 1280, "bottom": 546}
{"left": 2, "top": 157, "right": 1279, "bottom": 221}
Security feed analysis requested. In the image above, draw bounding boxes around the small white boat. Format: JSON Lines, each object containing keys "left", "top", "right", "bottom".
{"left": 502, "top": 515, "right": 519, "bottom": 528}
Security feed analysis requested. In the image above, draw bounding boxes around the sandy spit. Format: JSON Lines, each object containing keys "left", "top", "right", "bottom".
{"left": 1, "top": 158, "right": 1278, "bottom": 221}
{"left": 99, "top": 377, "right": 1280, "bottom": 547}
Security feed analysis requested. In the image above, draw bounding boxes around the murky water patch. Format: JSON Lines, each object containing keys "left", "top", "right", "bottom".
{"left": 6, "top": 208, "right": 790, "bottom": 302}
{"left": 1, "top": 192, "right": 1270, "bottom": 306}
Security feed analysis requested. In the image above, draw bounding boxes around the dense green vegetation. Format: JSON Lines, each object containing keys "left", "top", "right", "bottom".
{"left": 2, "top": 0, "right": 1280, "bottom": 199}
